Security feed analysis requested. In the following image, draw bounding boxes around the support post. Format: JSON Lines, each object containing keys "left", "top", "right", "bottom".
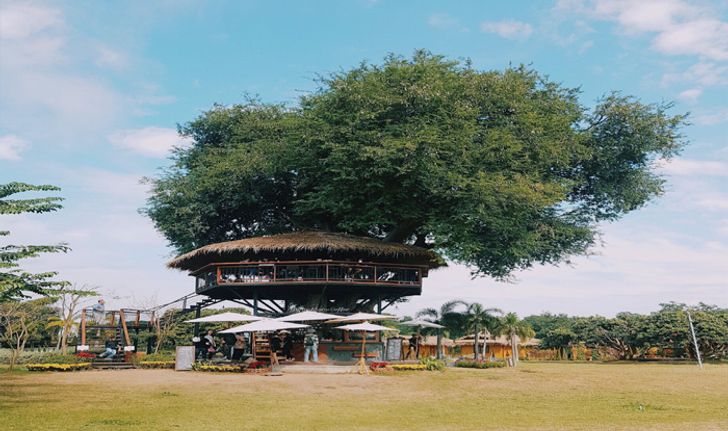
{"left": 253, "top": 292, "right": 259, "bottom": 316}
{"left": 193, "top": 304, "right": 201, "bottom": 338}
{"left": 377, "top": 296, "right": 382, "bottom": 314}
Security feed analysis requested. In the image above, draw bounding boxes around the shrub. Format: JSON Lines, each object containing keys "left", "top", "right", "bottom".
{"left": 26, "top": 363, "right": 91, "bottom": 372}
{"left": 420, "top": 357, "right": 446, "bottom": 371}
{"left": 138, "top": 361, "right": 175, "bottom": 369}
{"left": 192, "top": 363, "right": 246, "bottom": 373}
{"left": 455, "top": 360, "right": 506, "bottom": 369}
{"left": 139, "top": 352, "right": 175, "bottom": 362}
{"left": 1, "top": 351, "right": 88, "bottom": 365}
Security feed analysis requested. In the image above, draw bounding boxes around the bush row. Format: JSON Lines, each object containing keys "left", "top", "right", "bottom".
{"left": 455, "top": 360, "right": 506, "bottom": 369}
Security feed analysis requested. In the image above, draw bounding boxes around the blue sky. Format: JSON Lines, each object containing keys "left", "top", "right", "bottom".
{"left": 1, "top": 0, "right": 726, "bottom": 316}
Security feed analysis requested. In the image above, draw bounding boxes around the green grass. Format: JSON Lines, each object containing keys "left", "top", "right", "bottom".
{"left": 1, "top": 362, "right": 726, "bottom": 430}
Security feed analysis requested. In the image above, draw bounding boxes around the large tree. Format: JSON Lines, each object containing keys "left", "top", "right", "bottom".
{"left": 145, "top": 51, "right": 686, "bottom": 279}
{"left": 1, "top": 182, "right": 69, "bottom": 302}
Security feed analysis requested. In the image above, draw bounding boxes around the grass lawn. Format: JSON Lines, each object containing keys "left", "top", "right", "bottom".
{"left": 1, "top": 362, "right": 726, "bottom": 430}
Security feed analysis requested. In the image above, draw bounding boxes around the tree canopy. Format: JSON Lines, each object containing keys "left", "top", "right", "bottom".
{"left": 145, "top": 51, "right": 687, "bottom": 279}
{"left": 0, "top": 182, "right": 69, "bottom": 302}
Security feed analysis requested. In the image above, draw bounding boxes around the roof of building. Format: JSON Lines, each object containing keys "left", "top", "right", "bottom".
{"left": 168, "top": 231, "right": 445, "bottom": 271}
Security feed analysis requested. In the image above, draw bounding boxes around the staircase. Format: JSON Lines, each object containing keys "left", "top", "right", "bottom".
{"left": 91, "top": 360, "right": 135, "bottom": 370}
{"left": 180, "top": 297, "right": 223, "bottom": 314}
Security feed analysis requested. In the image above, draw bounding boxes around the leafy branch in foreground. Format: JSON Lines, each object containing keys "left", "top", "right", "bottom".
{"left": 1, "top": 182, "right": 69, "bottom": 302}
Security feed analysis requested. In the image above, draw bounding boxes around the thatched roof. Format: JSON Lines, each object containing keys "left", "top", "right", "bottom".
{"left": 168, "top": 231, "right": 444, "bottom": 271}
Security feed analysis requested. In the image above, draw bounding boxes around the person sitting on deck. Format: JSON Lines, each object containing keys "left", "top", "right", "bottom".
{"left": 98, "top": 339, "right": 117, "bottom": 360}
{"left": 303, "top": 328, "right": 319, "bottom": 363}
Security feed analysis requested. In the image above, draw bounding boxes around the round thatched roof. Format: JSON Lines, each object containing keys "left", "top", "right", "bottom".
{"left": 167, "top": 231, "right": 444, "bottom": 271}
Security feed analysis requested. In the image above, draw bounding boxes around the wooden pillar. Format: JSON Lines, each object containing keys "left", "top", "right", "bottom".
{"left": 119, "top": 309, "right": 132, "bottom": 347}
{"left": 253, "top": 291, "right": 259, "bottom": 316}
{"left": 376, "top": 296, "right": 382, "bottom": 314}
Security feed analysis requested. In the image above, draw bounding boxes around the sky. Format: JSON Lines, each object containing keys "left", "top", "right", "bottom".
{"left": 1, "top": 0, "right": 727, "bottom": 318}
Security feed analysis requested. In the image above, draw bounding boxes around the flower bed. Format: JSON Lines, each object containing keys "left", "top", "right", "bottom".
{"left": 369, "top": 361, "right": 389, "bottom": 371}
{"left": 192, "top": 363, "right": 247, "bottom": 373}
{"left": 138, "top": 361, "right": 175, "bottom": 369}
{"left": 26, "top": 362, "right": 92, "bottom": 372}
{"left": 391, "top": 364, "right": 427, "bottom": 371}
{"left": 455, "top": 360, "right": 506, "bottom": 369}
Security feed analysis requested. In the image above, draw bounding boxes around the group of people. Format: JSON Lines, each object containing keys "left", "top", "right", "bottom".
{"left": 269, "top": 327, "right": 320, "bottom": 365}
{"left": 194, "top": 330, "right": 247, "bottom": 360}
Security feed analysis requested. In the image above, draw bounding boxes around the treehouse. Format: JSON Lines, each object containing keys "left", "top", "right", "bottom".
{"left": 168, "top": 231, "right": 443, "bottom": 316}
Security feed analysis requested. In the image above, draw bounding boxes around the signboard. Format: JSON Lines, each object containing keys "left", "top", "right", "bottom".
{"left": 385, "top": 338, "right": 403, "bottom": 361}
{"left": 175, "top": 346, "right": 195, "bottom": 371}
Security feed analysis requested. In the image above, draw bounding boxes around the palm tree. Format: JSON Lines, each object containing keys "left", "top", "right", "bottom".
{"left": 416, "top": 300, "right": 464, "bottom": 359}
{"left": 460, "top": 302, "right": 501, "bottom": 360}
{"left": 495, "top": 312, "right": 535, "bottom": 367}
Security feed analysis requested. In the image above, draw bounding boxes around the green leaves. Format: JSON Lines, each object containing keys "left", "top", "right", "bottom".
{"left": 1, "top": 182, "right": 69, "bottom": 302}
{"left": 145, "top": 51, "right": 687, "bottom": 279}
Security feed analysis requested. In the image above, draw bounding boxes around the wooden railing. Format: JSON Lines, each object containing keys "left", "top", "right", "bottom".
{"left": 194, "top": 260, "right": 425, "bottom": 293}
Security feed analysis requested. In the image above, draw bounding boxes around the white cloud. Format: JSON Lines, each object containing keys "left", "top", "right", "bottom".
{"left": 108, "top": 127, "right": 191, "bottom": 157}
{"left": 480, "top": 20, "right": 533, "bottom": 39}
{"left": 659, "top": 158, "right": 728, "bottom": 177}
{"left": 652, "top": 18, "right": 728, "bottom": 60}
{"left": 427, "top": 14, "right": 468, "bottom": 32}
{"left": 94, "top": 45, "right": 129, "bottom": 71}
{"left": 663, "top": 62, "right": 728, "bottom": 88}
{"left": 0, "top": 2, "right": 62, "bottom": 40}
{"left": 0, "top": 134, "right": 28, "bottom": 160}
{"left": 563, "top": 0, "right": 728, "bottom": 88}
{"left": 693, "top": 109, "right": 728, "bottom": 126}
{"left": 677, "top": 88, "right": 702, "bottom": 102}
{"left": 696, "top": 195, "right": 728, "bottom": 211}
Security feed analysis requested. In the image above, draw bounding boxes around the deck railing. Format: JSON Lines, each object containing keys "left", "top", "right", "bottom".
{"left": 194, "top": 261, "right": 424, "bottom": 293}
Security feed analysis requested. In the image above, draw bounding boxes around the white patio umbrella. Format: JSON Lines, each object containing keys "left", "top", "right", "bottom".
{"left": 400, "top": 319, "right": 446, "bottom": 359}
{"left": 335, "top": 321, "right": 396, "bottom": 374}
{"left": 219, "top": 319, "right": 309, "bottom": 333}
{"left": 275, "top": 310, "right": 341, "bottom": 322}
{"left": 399, "top": 319, "right": 445, "bottom": 329}
{"left": 185, "top": 312, "right": 266, "bottom": 323}
{"left": 327, "top": 312, "right": 397, "bottom": 323}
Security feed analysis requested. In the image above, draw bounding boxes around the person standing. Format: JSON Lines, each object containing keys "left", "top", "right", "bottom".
{"left": 270, "top": 332, "right": 282, "bottom": 366}
{"left": 303, "top": 328, "right": 319, "bottom": 363}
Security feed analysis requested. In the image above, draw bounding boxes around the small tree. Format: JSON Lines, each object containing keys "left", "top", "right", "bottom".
{"left": 47, "top": 284, "right": 98, "bottom": 354}
{"left": 0, "top": 298, "right": 53, "bottom": 369}
{"left": 417, "top": 300, "right": 467, "bottom": 359}
{"left": 495, "top": 312, "right": 535, "bottom": 367}
{"left": 153, "top": 308, "right": 184, "bottom": 353}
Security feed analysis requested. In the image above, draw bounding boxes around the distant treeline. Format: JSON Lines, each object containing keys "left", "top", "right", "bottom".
{"left": 523, "top": 303, "right": 728, "bottom": 360}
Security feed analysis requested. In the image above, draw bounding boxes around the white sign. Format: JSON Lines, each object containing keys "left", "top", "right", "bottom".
{"left": 175, "top": 346, "right": 196, "bottom": 371}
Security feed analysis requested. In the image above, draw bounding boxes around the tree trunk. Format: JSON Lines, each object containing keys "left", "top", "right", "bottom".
{"left": 482, "top": 334, "right": 488, "bottom": 360}
{"left": 436, "top": 329, "right": 442, "bottom": 360}
{"left": 511, "top": 333, "right": 519, "bottom": 367}
{"left": 383, "top": 220, "right": 419, "bottom": 243}
{"left": 473, "top": 325, "right": 479, "bottom": 360}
